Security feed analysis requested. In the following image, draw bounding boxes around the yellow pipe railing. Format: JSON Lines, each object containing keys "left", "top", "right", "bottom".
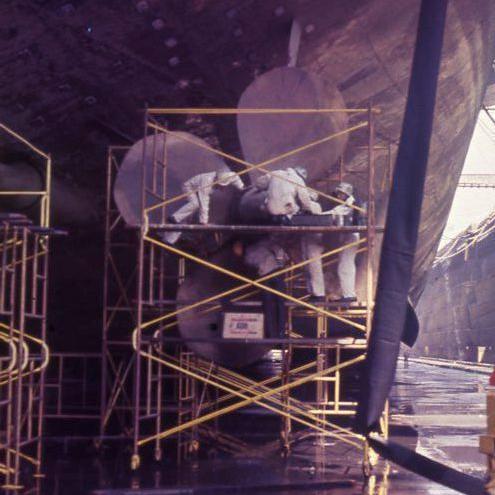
{"left": 138, "top": 236, "right": 366, "bottom": 334}
{"left": 135, "top": 338, "right": 365, "bottom": 448}
{"left": 0, "top": 122, "right": 51, "bottom": 228}
{"left": 145, "top": 235, "right": 366, "bottom": 331}
{"left": 153, "top": 347, "right": 363, "bottom": 442}
{"left": 145, "top": 121, "right": 367, "bottom": 215}
{"left": 147, "top": 107, "right": 379, "bottom": 115}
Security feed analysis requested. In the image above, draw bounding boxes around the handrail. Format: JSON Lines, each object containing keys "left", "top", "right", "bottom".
{"left": 144, "top": 121, "right": 367, "bottom": 217}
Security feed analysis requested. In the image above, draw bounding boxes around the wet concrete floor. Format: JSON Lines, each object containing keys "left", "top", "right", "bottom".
{"left": 30, "top": 360, "right": 489, "bottom": 494}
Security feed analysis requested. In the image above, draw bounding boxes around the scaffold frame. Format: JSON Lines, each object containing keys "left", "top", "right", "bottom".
{"left": 0, "top": 122, "right": 53, "bottom": 490}
{"left": 101, "top": 105, "right": 390, "bottom": 474}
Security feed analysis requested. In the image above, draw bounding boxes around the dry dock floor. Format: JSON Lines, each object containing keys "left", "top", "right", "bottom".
{"left": 35, "top": 360, "right": 488, "bottom": 494}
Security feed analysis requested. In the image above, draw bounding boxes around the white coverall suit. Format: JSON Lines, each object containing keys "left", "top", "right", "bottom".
{"left": 255, "top": 168, "right": 321, "bottom": 217}
{"left": 164, "top": 170, "right": 244, "bottom": 244}
{"left": 329, "top": 196, "right": 359, "bottom": 299}
{"left": 255, "top": 168, "right": 324, "bottom": 297}
{"left": 244, "top": 238, "right": 287, "bottom": 277}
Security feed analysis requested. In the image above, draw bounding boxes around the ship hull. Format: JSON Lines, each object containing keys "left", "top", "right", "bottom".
{"left": 0, "top": 1, "right": 495, "bottom": 344}
{"left": 416, "top": 221, "right": 495, "bottom": 364}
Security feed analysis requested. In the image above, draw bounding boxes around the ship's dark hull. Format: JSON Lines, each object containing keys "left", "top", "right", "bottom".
{"left": 1, "top": 1, "right": 495, "bottom": 343}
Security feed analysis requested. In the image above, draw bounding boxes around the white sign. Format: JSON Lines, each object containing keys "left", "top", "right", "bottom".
{"left": 222, "top": 312, "right": 264, "bottom": 339}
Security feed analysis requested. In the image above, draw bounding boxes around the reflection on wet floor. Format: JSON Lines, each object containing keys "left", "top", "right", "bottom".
{"left": 391, "top": 361, "right": 487, "bottom": 479}
{"left": 20, "top": 361, "right": 488, "bottom": 494}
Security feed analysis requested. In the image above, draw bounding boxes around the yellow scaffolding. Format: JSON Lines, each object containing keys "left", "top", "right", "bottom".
{"left": 0, "top": 123, "right": 51, "bottom": 228}
{"left": 0, "top": 123, "right": 52, "bottom": 490}
{"left": 102, "top": 106, "right": 390, "bottom": 475}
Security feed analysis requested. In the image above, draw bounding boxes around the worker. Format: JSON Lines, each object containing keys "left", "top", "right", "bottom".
{"left": 243, "top": 237, "right": 288, "bottom": 338}
{"left": 255, "top": 166, "right": 325, "bottom": 302}
{"left": 301, "top": 232, "right": 325, "bottom": 302}
{"left": 164, "top": 168, "right": 245, "bottom": 244}
{"left": 328, "top": 182, "right": 360, "bottom": 303}
{"left": 255, "top": 166, "right": 321, "bottom": 217}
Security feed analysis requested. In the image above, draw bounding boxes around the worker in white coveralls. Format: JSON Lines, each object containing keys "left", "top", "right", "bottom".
{"left": 255, "top": 166, "right": 321, "bottom": 217}
{"left": 243, "top": 238, "right": 288, "bottom": 338}
{"left": 328, "top": 182, "right": 360, "bottom": 303}
{"left": 255, "top": 166, "right": 325, "bottom": 302}
{"left": 164, "top": 168, "right": 245, "bottom": 244}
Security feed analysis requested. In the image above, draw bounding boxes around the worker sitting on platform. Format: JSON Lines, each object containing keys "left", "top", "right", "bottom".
{"left": 328, "top": 181, "right": 361, "bottom": 303}
{"left": 164, "top": 167, "right": 245, "bottom": 244}
{"left": 243, "top": 237, "right": 288, "bottom": 338}
{"left": 254, "top": 166, "right": 325, "bottom": 303}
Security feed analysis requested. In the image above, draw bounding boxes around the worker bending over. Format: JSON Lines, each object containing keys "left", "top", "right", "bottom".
{"left": 164, "top": 168, "right": 245, "bottom": 244}
{"left": 328, "top": 182, "right": 360, "bottom": 303}
{"left": 255, "top": 166, "right": 321, "bottom": 217}
{"left": 255, "top": 166, "right": 324, "bottom": 302}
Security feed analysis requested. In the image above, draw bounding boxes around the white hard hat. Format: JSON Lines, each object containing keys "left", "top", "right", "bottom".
{"left": 217, "top": 169, "right": 237, "bottom": 186}
{"left": 294, "top": 166, "right": 308, "bottom": 180}
{"left": 335, "top": 182, "right": 353, "bottom": 197}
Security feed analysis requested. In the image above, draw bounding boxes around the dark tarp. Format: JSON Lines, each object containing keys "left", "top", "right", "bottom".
{"left": 402, "top": 299, "right": 419, "bottom": 347}
{"left": 356, "top": 0, "right": 448, "bottom": 433}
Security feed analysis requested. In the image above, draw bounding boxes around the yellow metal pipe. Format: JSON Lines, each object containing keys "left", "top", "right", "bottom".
{"left": 159, "top": 246, "right": 367, "bottom": 332}
{"left": 0, "top": 334, "right": 29, "bottom": 378}
{"left": 147, "top": 107, "right": 380, "bottom": 115}
{"left": 162, "top": 350, "right": 362, "bottom": 441}
{"left": 0, "top": 192, "right": 47, "bottom": 196}
{"left": 0, "top": 336, "right": 17, "bottom": 375}
{"left": 0, "top": 463, "right": 15, "bottom": 475}
{"left": 145, "top": 121, "right": 367, "bottom": 214}
{"left": 142, "top": 358, "right": 363, "bottom": 448}
{"left": 143, "top": 238, "right": 366, "bottom": 332}
{"left": 6, "top": 448, "right": 40, "bottom": 467}
{"left": 0, "top": 324, "right": 50, "bottom": 385}
{"left": 161, "top": 349, "right": 315, "bottom": 408}
{"left": 136, "top": 346, "right": 364, "bottom": 447}
{"left": 144, "top": 235, "right": 366, "bottom": 331}
{"left": 44, "top": 155, "right": 52, "bottom": 227}
{"left": 0, "top": 122, "right": 50, "bottom": 159}
{"left": 0, "top": 239, "right": 23, "bottom": 252}
{"left": 2, "top": 250, "right": 48, "bottom": 272}
{"left": 188, "top": 369, "right": 359, "bottom": 441}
